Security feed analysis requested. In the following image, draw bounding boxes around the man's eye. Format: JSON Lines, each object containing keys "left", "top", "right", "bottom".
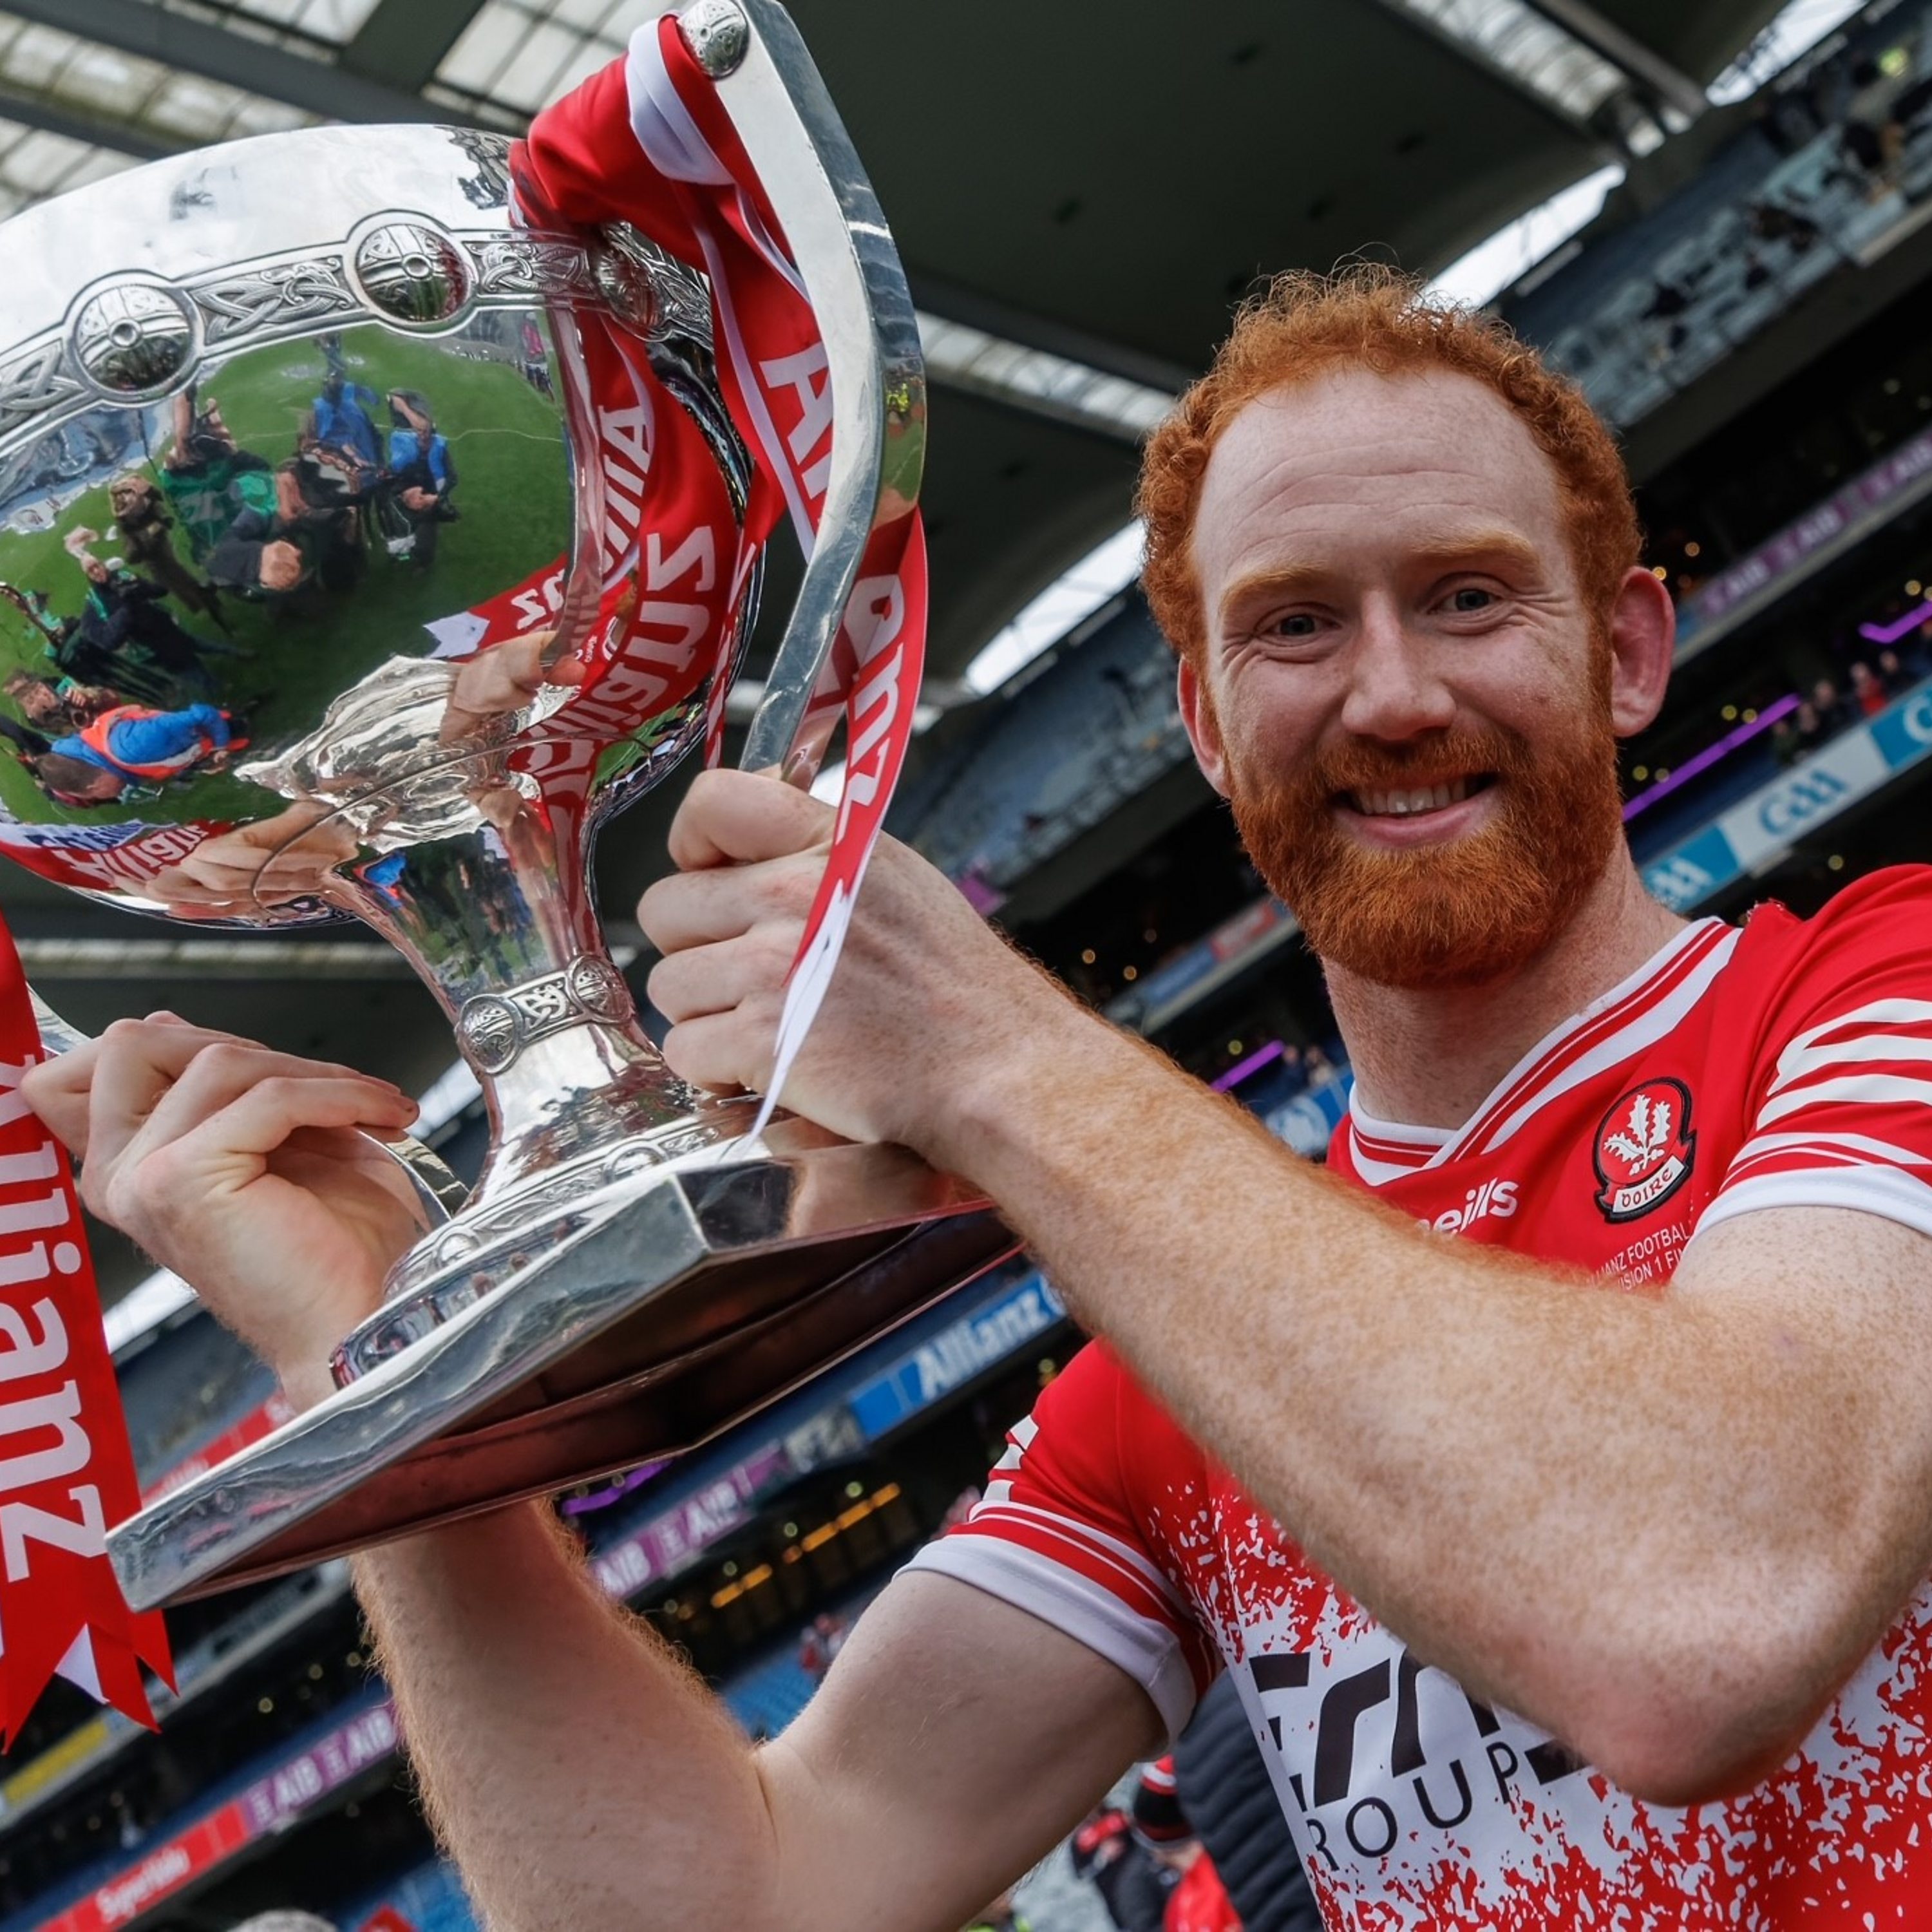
{"left": 1269, "top": 613, "right": 1321, "bottom": 638}
{"left": 1446, "top": 586, "right": 1496, "bottom": 612}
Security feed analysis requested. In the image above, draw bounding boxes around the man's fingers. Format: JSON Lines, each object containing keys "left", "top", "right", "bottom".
{"left": 133, "top": 1045, "right": 411, "bottom": 1164}
{"left": 638, "top": 858, "right": 813, "bottom": 956}
{"left": 647, "top": 934, "right": 783, "bottom": 1024}
{"left": 45, "top": 1017, "right": 241, "bottom": 1168}
{"left": 660, "top": 1009, "right": 774, "bottom": 1098}
{"left": 666, "top": 768, "right": 833, "bottom": 873}
{"left": 181, "top": 1078, "right": 417, "bottom": 1164}
{"left": 126, "top": 1081, "right": 423, "bottom": 1230}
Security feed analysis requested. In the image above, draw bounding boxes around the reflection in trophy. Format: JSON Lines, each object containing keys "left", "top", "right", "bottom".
{"left": 0, "top": 0, "right": 1015, "bottom": 1607}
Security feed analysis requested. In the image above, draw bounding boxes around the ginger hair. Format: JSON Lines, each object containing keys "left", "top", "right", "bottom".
{"left": 1136, "top": 264, "right": 1642, "bottom": 665}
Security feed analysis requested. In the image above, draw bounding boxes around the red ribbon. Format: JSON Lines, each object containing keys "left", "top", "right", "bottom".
{"left": 0, "top": 918, "right": 169, "bottom": 1745}
{"left": 517, "top": 19, "right": 927, "bottom": 1116}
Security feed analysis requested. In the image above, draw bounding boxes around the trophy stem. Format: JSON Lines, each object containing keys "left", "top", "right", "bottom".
{"left": 319, "top": 803, "right": 761, "bottom": 1362}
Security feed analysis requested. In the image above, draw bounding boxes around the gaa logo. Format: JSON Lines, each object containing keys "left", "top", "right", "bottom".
{"left": 1593, "top": 1077, "right": 1696, "bottom": 1222}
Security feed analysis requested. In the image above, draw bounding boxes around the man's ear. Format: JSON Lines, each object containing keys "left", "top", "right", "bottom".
{"left": 1177, "top": 656, "right": 1231, "bottom": 799}
{"left": 1607, "top": 564, "right": 1676, "bottom": 738}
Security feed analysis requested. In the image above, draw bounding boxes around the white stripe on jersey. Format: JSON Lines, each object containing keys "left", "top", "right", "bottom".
{"left": 966, "top": 1497, "right": 1195, "bottom": 1615}
{"left": 1766, "top": 997, "right": 1932, "bottom": 1094}
{"left": 1469, "top": 925, "right": 1739, "bottom": 1159}
{"left": 981, "top": 1415, "right": 1036, "bottom": 1506}
{"left": 1728, "top": 1129, "right": 1932, "bottom": 1170}
{"left": 1340, "top": 921, "right": 1732, "bottom": 1176}
{"left": 1758, "top": 1072, "right": 1932, "bottom": 1128}
{"left": 1344, "top": 1139, "right": 1437, "bottom": 1188}
{"left": 1695, "top": 1164, "right": 1932, "bottom": 1242}
{"left": 902, "top": 1535, "right": 1200, "bottom": 1738}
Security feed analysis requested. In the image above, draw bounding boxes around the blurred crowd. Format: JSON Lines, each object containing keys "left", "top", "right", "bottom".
{"left": 1770, "top": 634, "right": 1931, "bottom": 767}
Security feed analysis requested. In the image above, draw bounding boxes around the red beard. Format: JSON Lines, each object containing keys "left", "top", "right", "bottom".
{"left": 1225, "top": 704, "right": 1624, "bottom": 990}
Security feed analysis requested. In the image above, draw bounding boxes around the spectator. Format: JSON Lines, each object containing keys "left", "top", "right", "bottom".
{"left": 1173, "top": 1675, "right": 1320, "bottom": 1932}
{"left": 383, "top": 390, "right": 460, "bottom": 569}
{"left": 1811, "top": 675, "right": 1850, "bottom": 735}
{"left": 158, "top": 389, "right": 278, "bottom": 564}
{"left": 1130, "top": 1759, "right": 1242, "bottom": 1931}
{"left": 1166, "top": 1860, "right": 1241, "bottom": 1932}
{"left": 1851, "top": 659, "right": 1889, "bottom": 716}
{"left": 0, "top": 714, "right": 50, "bottom": 761}
{"left": 1747, "top": 198, "right": 1824, "bottom": 254}
{"left": 1878, "top": 647, "right": 1910, "bottom": 692}
{"left": 209, "top": 459, "right": 364, "bottom": 598}
{"left": 65, "top": 553, "right": 229, "bottom": 704}
{"left": 1842, "top": 55, "right": 1915, "bottom": 185}
{"left": 1773, "top": 701, "right": 1814, "bottom": 767}
{"left": 207, "top": 511, "right": 309, "bottom": 598}
{"left": 1131, "top": 1759, "right": 1242, "bottom": 1932}
{"left": 32, "top": 699, "right": 236, "bottom": 804}
{"left": 1795, "top": 695, "right": 1835, "bottom": 759}
{"left": 1072, "top": 1803, "right": 1172, "bottom": 1932}
{"left": 520, "top": 316, "right": 554, "bottom": 397}
{"left": 2, "top": 669, "right": 117, "bottom": 730}
{"left": 305, "top": 371, "right": 384, "bottom": 486}
{"left": 799, "top": 1611, "right": 850, "bottom": 1682}
{"left": 108, "top": 473, "right": 222, "bottom": 623}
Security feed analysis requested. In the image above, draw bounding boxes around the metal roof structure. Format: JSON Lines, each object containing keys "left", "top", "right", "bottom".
{"left": 0, "top": 0, "right": 1820, "bottom": 1295}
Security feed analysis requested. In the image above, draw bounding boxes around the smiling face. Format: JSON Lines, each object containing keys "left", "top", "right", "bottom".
{"left": 1178, "top": 366, "right": 1668, "bottom": 990}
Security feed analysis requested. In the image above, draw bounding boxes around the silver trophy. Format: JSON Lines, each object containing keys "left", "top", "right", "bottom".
{"left": 0, "top": 0, "right": 1013, "bottom": 1609}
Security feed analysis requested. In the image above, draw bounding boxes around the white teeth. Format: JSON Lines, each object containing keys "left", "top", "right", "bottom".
{"left": 1349, "top": 777, "right": 1473, "bottom": 817}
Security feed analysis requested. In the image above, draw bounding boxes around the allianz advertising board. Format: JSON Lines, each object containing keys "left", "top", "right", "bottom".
{"left": 848, "top": 1274, "right": 1067, "bottom": 1443}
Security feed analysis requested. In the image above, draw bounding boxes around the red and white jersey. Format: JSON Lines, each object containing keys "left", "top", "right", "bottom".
{"left": 908, "top": 867, "right": 1932, "bottom": 1928}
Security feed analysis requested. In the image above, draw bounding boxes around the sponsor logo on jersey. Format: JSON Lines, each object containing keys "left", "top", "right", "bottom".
{"left": 1419, "top": 1179, "right": 1519, "bottom": 1236}
{"left": 1593, "top": 1077, "right": 1696, "bottom": 1222}
{"left": 1242, "top": 1627, "right": 1587, "bottom": 1879}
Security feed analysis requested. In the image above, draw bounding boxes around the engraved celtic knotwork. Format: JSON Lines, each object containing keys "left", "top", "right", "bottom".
{"left": 457, "top": 954, "right": 639, "bottom": 1074}
{"left": 0, "top": 214, "right": 704, "bottom": 462}
{"left": 471, "top": 236, "right": 601, "bottom": 305}
{"left": 0, "top": 337, "right": 85, "bottom": 440}
{"left": 600, "top": 226, "right": 713, "bottom": 343}
{"left": 194, "top": 258, "right": 360, "bottom": 346}
{"left": 472, "top": 229, "right": 710, "bottom": 348}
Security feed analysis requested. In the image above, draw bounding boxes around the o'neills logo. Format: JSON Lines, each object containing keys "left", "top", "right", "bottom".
{"left": 1594, "top": 1078, "right": 1696, "bottom": 1222}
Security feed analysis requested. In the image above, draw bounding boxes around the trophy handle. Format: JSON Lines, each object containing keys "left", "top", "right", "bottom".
{"left": 27, "top": 990, "right": 469, "bottom": 1230}
{"left": 668, "top": 0, "right": 928, "bottom": 788}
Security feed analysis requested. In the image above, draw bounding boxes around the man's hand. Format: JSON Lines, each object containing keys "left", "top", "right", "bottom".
{"left": 23, "top": 1017, "right": 422, "bottom": 1406}
{"left": 146, "top": 804, "right": 361, "bottom": 913}
{"left": 439, "top": 629, "right": 583, "bottom": 746}
{"left": 639, "top": 768, "right": 1074, "bottom": 1155}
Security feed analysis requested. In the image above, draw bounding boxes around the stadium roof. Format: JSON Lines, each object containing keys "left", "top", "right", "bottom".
{"left": 0, "top": 0, "right": 1830, "bottom": 1297}
{"left": 0, "top": 0, "right": 1805, "bottom": 673}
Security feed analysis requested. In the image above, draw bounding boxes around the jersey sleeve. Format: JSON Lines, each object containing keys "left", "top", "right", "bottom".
{"left": 1696, "top": 867, "right": 1932, "bottom": 1241}
{"left": 900, "top": 1342, "right": 1215, "bottom": 1738}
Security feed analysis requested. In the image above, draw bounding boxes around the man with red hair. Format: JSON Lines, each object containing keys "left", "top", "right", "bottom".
{"left": 31, "top": 267, "right": 1932, "bottom": 1929}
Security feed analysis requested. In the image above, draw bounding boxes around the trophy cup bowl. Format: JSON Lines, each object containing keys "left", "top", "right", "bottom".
{"left": 0, "top": 0, "right": 1016, "bottom": 1609}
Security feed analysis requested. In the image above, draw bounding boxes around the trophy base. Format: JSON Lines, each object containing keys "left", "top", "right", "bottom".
{"left": 106, "top": 1135, "right": 1016, "bottom": 1611}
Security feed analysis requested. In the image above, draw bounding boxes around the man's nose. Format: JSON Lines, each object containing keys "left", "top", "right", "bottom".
{"left": 1336, "top": 600, "right": 1457, "bottom": 742}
